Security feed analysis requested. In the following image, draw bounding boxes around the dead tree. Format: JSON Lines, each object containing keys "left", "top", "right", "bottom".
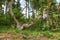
{"left": 7, "top": 0, "right": 37, "bottom": 30}
{"left": 2, "top": 0, "right": 43, "bottom": 30}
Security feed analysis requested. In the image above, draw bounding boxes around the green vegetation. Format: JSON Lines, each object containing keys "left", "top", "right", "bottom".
{"left": 0, "top": 0, "right": 60, "bottom": 40}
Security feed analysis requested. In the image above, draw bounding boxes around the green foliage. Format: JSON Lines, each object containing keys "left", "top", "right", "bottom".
{"left": 0, "top": 0, "right": 60, "bottom": 32}
{"left": 13, "top": 7, "right": 20, "bottom": 14}
{"left": 0, "top": 10, "right": 3, "bottom": 16}
{"left": 0, "top": 12, "right": 15, "bottom": 26}
{"left": 0, "top": 0, "right": 60, "bottom": 40}
{"left": 5, "top": 13, "right": 16, "bottom": 25}
{"left": 41, "top": 31, "right": 53, "bottom": 38}
{"left": 13, "top": 7, "right": 32, "bottom": 24}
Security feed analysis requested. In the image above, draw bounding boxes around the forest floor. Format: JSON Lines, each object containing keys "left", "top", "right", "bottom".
{"left": 0, "top": 32, "right": 60, "bottom": 40}
{"left": 0, "top": 26, "right": 60, "bottom": 40}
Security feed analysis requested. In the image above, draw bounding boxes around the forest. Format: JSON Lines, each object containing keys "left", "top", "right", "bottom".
{"left": 0, "top": 0, "right": 60, "bottom": 40}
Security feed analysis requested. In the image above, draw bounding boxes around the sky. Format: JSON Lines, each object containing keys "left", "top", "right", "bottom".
{"left": 20, "top": 0, "right": 32, "bottom": 18}
{"left": 20, "top": 0, "right": 26, "bottom": 8}
{"left": 20, "top": 0, "right": 28, "bottom": 18}
{"left": 56, "top": 0, "right": 60, "bottom": 3}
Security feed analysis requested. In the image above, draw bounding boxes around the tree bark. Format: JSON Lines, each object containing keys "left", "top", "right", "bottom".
{"left": 7, "top": 0, "right": 23, "bottom": 30}
{"left": 32, "top": 10, "right": 35, "bottom": 18}
{"left": 7, "top": 0, "right": 41, "bottom": 30}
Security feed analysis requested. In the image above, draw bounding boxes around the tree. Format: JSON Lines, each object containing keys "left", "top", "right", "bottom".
{"left": 0, "top": 0, "right": 36, "bottom": 30}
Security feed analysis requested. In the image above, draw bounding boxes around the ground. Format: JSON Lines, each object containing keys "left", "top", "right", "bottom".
{"left": 0, "top": 31, "right": 60, "bottom": 40}
{"left": 0, "top": 26, "right": 60, "bottom": 40}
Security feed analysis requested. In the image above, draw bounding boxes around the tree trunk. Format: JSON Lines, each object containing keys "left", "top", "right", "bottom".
{"left": 32, "top": 9, "right": 35, "bottom": 18}
{"left": 26, "top": 2, "right": 28, "bottom": 18}
{"left": 7, "top": 0, "right": 23, "bottom": 30}
{"left": 28, "top": 0, "right": 30, "bottom": 19}
{"left": 7, "top": 0, "right": 41, "bottom": 30}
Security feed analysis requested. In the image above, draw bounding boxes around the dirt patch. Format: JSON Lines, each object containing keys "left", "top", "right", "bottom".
{"left": 0, "top": 33, "right": 60, "bottom": 40}
{"left": 0, "top": 33, "right": 23, "bottom": 40}
{"left": 40, "top": 36, "right": 49, "bottom": 40}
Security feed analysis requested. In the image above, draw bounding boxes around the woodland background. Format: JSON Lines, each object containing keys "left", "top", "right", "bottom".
{"left": 0, "top": 0, "right": 60, "bottom": 40}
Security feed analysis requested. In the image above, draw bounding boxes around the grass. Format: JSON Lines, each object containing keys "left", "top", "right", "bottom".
{"left": 0, "top": 26, "right": 60, "bottom": 40}
{"left": 0, "top": 25, "right": 59, "bottom": 34}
